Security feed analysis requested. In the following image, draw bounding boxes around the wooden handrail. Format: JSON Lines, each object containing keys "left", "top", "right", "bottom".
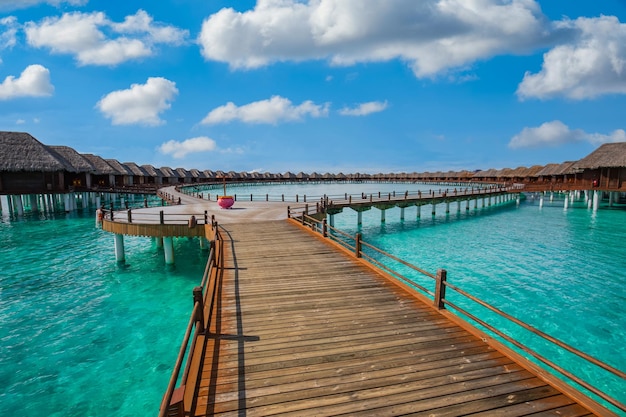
{"left": 443, "top": 298, "right": 626, "bottom": 413}
{"left": 158, "top": 222, "right": 221, "bottom": 417}
{"left": 287, "top": 208, "right": 626, "bottom": 414}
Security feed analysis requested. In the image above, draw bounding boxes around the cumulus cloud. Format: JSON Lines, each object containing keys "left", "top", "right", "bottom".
{"left": 339, "top": 100, "right": 388, "bottom": 116}
{"left": 0, "top": 64, "right": 54, "bottom": 100}
{"left": 198, "top": 0, "right": 547, "bottom": 78}
{"left": 517, "top": 16, "right": 626, "bottom": 100}
{"left": 96, "top": 77, "right": 178, "bottom": 126}
{"left": 509, "top": 120, "right": 626, "bottom": 149}
{"left": 25, "top": 10, "right": 188, "bottom": 66}
{"left": 158, "top": 136, "right": 217, "bottom": 159}
{"left": 201, "top": 95, "right": 330, "bottom": 125}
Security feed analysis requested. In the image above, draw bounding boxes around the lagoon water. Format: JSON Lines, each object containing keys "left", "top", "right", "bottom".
{"left": 1, "top": 183, "right": 625, "bottom": 416}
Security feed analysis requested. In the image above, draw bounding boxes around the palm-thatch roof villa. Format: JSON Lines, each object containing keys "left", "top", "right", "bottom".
{"left": 0, "top": 131, "right": 76, "bottom": 194}
{"left": 571, "top": 142, "right": 626, "bottom": 189}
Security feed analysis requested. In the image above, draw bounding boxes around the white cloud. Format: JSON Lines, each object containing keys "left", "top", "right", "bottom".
{"left": 198, "top": 0, "right": 547, "bottom": 78}
{"left": 509, "top": 120, "right": 626, "bottom": 149}
{"left": 25, "top": 10, "right": 188, "bottom": 66}
{"left": 517, "top": 16, "right": 626, "bottom": 100}
{"left": 0, "top": 16, "right": 18, "bottom": 51}
{"left": 201, "top": 95, "right": 330, "bottom": 125}
{"left": 112, "top": 10, "right": 187, "bottom": 45}
{"left": 96, "top": 77, "right": 178, "bottom": 126}
{"left": 158, "top": 136, "right": 217, "bottom": 159}
{"left": 15, "top": 118, "right": 25, "bottom": 124}
{"left": 339, "top": 100, "right": 388, "bottom": 116}
{"left": 0, "top": 64, "right": 54, "bottom": 100}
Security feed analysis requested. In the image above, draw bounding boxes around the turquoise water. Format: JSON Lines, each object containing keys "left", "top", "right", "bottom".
{"left": 0, "top": 210, "right": 206, "bottom": 416}
{"left": 331, "top": 193, "right": 626, "bottom": 411}
{"left": 1, "top": 184, "right": 625, "bottom": 416}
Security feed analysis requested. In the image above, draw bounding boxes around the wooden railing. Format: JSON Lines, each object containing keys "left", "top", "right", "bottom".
{"left": 174, "top": 183, "right": 522, "bottom": 206}
{"left": 158, "top": 217, "right": 222, "bottom": 417}
{"left": 287, "top": 207, "right": 626, "bottom": 414}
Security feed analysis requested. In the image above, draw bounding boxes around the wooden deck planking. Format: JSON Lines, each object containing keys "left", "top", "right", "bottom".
{"left": 191, "top": 220, "right": 601, "bottom": 417}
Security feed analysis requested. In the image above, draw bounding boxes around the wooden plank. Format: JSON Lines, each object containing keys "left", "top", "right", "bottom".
{"left": 187, "top": 220, "right": 608, "bottom": 417}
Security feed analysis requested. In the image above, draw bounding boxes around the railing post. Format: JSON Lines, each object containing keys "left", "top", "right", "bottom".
{"left": 127, "top": 209, "right": 132, "bottom": 223}
{"left": 204, "top": 210, "right": 208, "bottom": 225}
{"left": 193, "top": 286, "right": 205, "bottom": 334}
{"left": 323, "top": 219, "right": 328, "bottom": 237}
{"left": 355, "top": 233, "right": 362, "bottom": 258}
{"left": 110, "top": 203, "right": 114, "bottom": 220}
{"left": 160, "top": 210, "right": 164, "bottom": 225}
{"left": 434, "top": 268, "right": 447, "bottom": 310}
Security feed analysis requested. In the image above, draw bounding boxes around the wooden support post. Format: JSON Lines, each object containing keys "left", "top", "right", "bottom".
{"left": 355, "top": 233, "right": 362, "bottom": 258}
{"left": 322, "top": 219, "right": 328, "bottom": 237}
{"left": 193, "top": 286, "right": 205, "bottom": 334}
{"left": 127, "top": 209, "right": 132, "bottom": 223}
{"left": 434, "top": 269, "right": 447, "bottom": 310}
{"left": 110, "top": 203, "right": 114, "bottom": 220}
{"left": 160, "top": 210, "right": 164, "bottom": 224}
{"left": 204, "top": 210, "right": 208, "bottom": 224}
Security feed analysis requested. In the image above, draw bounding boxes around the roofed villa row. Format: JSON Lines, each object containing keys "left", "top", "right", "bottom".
{"left": 1, "top": 131, "right": 626, "bottom": 195}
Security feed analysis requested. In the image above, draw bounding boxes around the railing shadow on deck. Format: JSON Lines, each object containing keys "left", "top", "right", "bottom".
{"left": 287, "top": 205, "right": 626, "bottom": 416}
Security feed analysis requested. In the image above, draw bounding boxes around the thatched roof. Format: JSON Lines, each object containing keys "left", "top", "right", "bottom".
{"left": 82, "top": 154, "right": 117, "bottom": 175}
{"left": 105, "top": 159, "right": 133, "bottom": 175}
{"left": 141, "top": 164, "right": 162, "bottom": 177}
{"left": 123, "top": 162, "right": 149, "bottom": 176}
{"left": 189, "top": 169, "right": 206, "bottom": 179}
{"left": 572, "top": 143, "right": 626, "bottom": 169}
{"left": 0, "top": 131, "right": 76, "bottom": 172}
{"left": 49, "top": 145, "right": 94, "bottom": 173}
{"left": 159, "top": 166, "right": 178, "bottom": 178}
{"left": 175, "top": 168, "right": 192, "bottom": 178}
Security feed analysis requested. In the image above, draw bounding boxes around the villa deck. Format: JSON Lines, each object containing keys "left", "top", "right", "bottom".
{"left": 184, "top": 220, "right": 607, "bottom": 416}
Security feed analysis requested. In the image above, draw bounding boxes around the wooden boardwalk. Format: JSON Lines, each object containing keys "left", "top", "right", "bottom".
{"left": 190, "top": 220, "right": 603, "bottom": 416}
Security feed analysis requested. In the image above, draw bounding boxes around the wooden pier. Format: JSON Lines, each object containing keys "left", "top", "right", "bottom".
{"left": 163, "top": 219, "right": 617, "bottom": 417}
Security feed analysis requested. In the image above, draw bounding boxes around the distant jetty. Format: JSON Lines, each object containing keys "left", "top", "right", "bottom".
{"left": 0, "top": 131, "right": 625, "bottom": 197}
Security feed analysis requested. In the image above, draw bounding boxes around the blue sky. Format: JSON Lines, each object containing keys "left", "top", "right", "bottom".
{"left": 1, "top": 0, "right": 625, "bottom": 174}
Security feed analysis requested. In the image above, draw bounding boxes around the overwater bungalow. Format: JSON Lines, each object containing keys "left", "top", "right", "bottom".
{"left": 123, "top": 162, "right": 150, "bottom": 185}
{"left": 158, "top": 167, "right": 178, "bottom": 185}
{"left": 105, "top": 159, "right": 133, "bottom": 186}
{"left": 174, "top": 168, "right": 193, "bottom": 184}
{"left": 49, "top": 145, "right": 95, "bottom": 189}
{"left": 0, "top": 131, "right": 76, "bottom": 193}
{"left": 571, "top": 142, "right": 626, "bottom": 190}
{"left": 141, "top": 165, "right": 163, "bottom": 186}
{"left": 81, "top": 154, "right": 116, "bottom": 188}
{"left": 188, "top": 169, "right": 206, "bottom": 183}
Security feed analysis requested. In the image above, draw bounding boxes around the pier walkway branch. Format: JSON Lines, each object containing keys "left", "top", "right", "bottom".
{"left": 164, "top": 219, "right": 617, "bottom": 417}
